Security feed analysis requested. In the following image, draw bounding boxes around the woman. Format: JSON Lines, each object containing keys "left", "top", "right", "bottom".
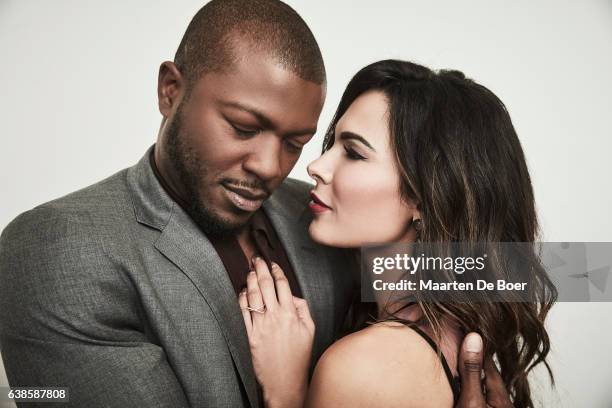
{"left": 238, "top": 60, "right": 556, "bottom": 408}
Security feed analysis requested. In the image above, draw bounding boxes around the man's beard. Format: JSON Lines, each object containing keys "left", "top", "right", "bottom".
{"left": 165, "top": 105, "right": 244, "bottom": 237}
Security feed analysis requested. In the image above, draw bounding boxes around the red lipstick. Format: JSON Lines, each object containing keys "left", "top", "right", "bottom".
{"left": 309, "top": 191, "right": 331, "bottom": 214}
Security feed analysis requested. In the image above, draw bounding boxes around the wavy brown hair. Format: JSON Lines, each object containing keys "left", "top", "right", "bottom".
{"left": 326, "top": 60, "right": 557, "bottom": 408}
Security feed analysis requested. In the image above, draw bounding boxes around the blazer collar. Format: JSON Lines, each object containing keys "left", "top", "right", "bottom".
{"left": 126, "top": 145, "right": 174, "bottom": 232}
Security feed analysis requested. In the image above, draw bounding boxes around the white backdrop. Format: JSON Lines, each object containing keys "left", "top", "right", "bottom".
{"left": 1, "top": 1, "right": 611, "bottom": 407}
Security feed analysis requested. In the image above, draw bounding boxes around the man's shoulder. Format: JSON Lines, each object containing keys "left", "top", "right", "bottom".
{"left": 42, "top": 168, "right": 131, "bottom": 215}
{"left": 263, "top": 178, "right": 313, "bottom": 221}
{"left": 1, "top": 169, "right": 132, "bottom": 245}
{"left": 272, "top": 177, "right": 313, "bottom": 205}
{"left": 0, "top": 168, "right": 143, "bottom": 311}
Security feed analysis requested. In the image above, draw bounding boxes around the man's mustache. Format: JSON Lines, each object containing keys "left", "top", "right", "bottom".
{"left": 221, "top": 178, "right": 270, "bottom": 196}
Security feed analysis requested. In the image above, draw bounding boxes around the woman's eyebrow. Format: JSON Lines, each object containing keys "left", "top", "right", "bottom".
{"left": 339, "top": 131, "right": 376, "bottom": 152}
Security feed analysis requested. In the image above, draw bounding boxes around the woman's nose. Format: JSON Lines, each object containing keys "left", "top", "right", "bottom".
{"left": 307, "top": 153, "right": 332, "bottom": 185}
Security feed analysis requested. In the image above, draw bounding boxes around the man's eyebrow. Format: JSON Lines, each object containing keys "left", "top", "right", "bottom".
{"left": 339, "top": 131, "right": 376, "bottom": 151}
{"left": 222, "top": 101, "right": 317, "bottom": 136}
{"left": 222, "top": 101, "right": 273, "bottom": 128}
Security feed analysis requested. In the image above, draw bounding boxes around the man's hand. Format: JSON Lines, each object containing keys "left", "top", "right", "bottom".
{"left": 456, "top": 333, "right": 513, "bottom": 408}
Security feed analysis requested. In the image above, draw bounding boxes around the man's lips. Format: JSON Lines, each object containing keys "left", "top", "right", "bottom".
{"left": 222, "top": 183, "right": 268, "bottom": 200}
{"left": 222, "top": 183, "right": 268, "bottom": 212}
{"left": 309, "top": 191, "right": 332, "bottom": 213}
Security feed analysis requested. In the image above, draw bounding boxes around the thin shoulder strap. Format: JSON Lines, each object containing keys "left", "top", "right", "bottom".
{"left": 408, "top": 325, "right": 461, "bottom": 403}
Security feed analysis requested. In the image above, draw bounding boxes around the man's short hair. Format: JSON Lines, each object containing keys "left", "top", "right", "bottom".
{"left": 174, "top": 0, "right": 326, "bottom": 86}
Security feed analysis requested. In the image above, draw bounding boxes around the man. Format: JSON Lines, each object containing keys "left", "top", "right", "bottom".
{"left": 0, "top": 1, "right": 510, "bottom": 407}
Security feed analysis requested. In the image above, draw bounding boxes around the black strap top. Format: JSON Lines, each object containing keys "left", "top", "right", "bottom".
{"left": 408, "top": 325, "right": 461, "bottom": 404}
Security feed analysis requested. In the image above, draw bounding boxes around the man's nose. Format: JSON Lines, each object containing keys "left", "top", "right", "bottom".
{"left": 243, "top": 134, "right": 283, "bottom": 182}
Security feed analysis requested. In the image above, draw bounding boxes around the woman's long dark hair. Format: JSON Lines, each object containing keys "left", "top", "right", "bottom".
{"left": 327, "top": 60, "right": 557, "bottom": 408}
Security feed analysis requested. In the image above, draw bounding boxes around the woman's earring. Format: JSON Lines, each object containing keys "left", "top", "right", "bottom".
{"left": 413, "top": 218, "right": 423, "bottom": 242}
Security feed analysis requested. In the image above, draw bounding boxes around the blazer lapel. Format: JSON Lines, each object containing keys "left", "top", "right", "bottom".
{"left": 127, "top": 147, "right": 259, "bottom": 408}
{"left": 263, "top": 193, "right": 336, "bottom": 361}
{"left": 154, "top": 208, "right": 260, "bottom": 408}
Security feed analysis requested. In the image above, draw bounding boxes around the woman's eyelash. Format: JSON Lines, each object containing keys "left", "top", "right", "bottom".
{"left": 343, "top": 145, "right": 366, "bottom": 160}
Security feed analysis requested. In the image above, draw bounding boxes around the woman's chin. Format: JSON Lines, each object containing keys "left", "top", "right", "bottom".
{"left": 308, "top": 222, "right": 328, "bottom": 245}
{"left": 308, "top": 222, "right": 358, "bottom": 249}
{"left": 308, "top": 222, "right": 339, "bottom": 247}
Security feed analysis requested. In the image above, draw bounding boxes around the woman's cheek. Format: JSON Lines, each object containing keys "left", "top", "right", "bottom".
{"left": 335, "top": 167, "right": 408, "bottom": 244}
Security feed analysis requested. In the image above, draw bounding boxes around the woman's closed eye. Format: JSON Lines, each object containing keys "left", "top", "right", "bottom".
{"left": 343, "top": 145, "right": 366, "bottom": 160}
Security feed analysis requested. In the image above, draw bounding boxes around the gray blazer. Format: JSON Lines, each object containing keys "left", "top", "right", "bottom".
{"left": 0, "top": 147, "right": 354, "bottom": 408}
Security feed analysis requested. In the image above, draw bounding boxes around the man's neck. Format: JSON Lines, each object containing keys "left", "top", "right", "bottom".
{"left": 152, "top": 144, "right": 191, "bottom": 209}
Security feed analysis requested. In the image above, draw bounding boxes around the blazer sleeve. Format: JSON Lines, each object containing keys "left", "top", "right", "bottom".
{"left": 0, "top": 206, "right": 190, "bottom": 408}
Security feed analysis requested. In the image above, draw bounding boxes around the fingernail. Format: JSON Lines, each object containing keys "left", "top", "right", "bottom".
{"left": 252, "top": 256, "right": 260, "bottom": 263}
{"left": 465, "top": 333, "right": 483, "bottom": 353}
{"left": 249, "top": 270, "right": 256, "bottom": 276}
{"left": 270, "top": 262, "right": 278, "bottom": 269}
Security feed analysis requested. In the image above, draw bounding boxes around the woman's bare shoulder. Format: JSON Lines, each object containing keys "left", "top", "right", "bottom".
{"left": 305, "top": 322, "right": 454, "bottom": 408}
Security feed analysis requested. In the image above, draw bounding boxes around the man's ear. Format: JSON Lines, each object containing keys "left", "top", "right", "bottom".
{"left": 157, "top": 61, "right": 184, "bottom": 118}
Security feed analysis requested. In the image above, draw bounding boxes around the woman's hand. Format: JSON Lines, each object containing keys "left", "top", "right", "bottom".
{"left": 239, "top": 257, "right": 315, "bottom": 408}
